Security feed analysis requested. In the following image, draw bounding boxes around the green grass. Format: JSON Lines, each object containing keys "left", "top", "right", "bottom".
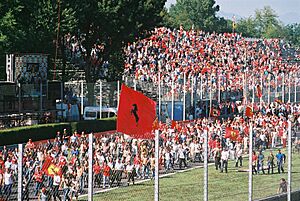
{"left": 80, "top": 149, "right": 300, "bottom": 201}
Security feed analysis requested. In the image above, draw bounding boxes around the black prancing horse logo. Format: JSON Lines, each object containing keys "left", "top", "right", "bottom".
{"left": 131, "top": 104, "right": 139, "bottom": 125}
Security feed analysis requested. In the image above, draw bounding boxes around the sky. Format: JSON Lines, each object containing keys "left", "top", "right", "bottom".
{"left": 165, "top": 0, "right": 300, "bottom": 24}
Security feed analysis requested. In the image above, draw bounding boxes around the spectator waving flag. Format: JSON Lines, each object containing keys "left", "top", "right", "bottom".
{"left": 117, "top": 84, "right": 157, "bottom": 139}
{"left": 225, "top": 127, "right": 240, "bottom": 141}
{"left": 245, "top": 105, "right": 253, "bottom": 118}
{"left": 256, "top": 85, "right": 262, "bottom": 98}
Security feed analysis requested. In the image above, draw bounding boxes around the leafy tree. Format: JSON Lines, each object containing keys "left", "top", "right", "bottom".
{"left": 284, "top": 23, "right": 300, "bottom": 47}
{"left": 166, "top": 0, "right": 227, "bottom": 32}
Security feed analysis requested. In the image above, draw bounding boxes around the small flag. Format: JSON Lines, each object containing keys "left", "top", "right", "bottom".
{"left": 245, "top": 106, "right": 253, "bottom": 118}
{"left": 225, "top": 127, "right": 240, "bottom": 141}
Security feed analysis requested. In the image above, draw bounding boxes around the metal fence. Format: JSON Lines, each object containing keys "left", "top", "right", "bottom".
{"left": 1, "top": 120, "right": 299, "bottom": 201}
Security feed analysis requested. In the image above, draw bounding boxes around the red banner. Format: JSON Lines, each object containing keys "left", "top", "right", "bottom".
{"left": 117, "top": 84, "right": 157, "bottom": 139}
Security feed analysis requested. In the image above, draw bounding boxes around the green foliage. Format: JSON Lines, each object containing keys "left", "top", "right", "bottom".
{"left": 166, "top": 0, "right": 228, "bottom": 32}
{"left": 235, "top": 6, "right": 298, "bottom": 43}
{"left": 0, "top": 118, "right": 116, "bottom": 146}
{"left": 285, "top": 23, "right": 300, "bottom": 47}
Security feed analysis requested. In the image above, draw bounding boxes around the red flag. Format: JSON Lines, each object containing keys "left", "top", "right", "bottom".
{"left": 41, "top": 156, "right": 53, "bottom": 174}
{"left": 171, "top": 120, "right": 176, "bottom": 129}
{"left": 117, "top": 84, "right": 157, "bottom": 139}
{"left": 256, "top": 85, "right": 262, "bottom": 98}
{"left": 225, "top": 127, "right": 239, "bottom": 141}
{"left": 245, "top": 106, "right": 253, "bottom": 118}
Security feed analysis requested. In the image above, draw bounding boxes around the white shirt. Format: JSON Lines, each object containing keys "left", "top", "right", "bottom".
{"left": 115, "top": 162, "right": 124, "bottom": 170}
{"left": 221, "top": 150, "right": 229, "bottom": 161}
{"left": 53, "top": 175, "right": 61, "bottom": 186}
{"left": 4, "top": 172, "right": 13, "bottom": 185}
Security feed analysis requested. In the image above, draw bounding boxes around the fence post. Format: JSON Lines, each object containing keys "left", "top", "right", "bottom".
{"left": 295, "top": 76, "right": 297, "bottom": 103}
{"left": 204, "top": 128, "right": 208, "bottom": 201}
{"left": 60, "top": 82, "right": 63, "bottom": 120}
{"left": 268, "top": 76, "right": 270, "bottom": 105}
{"left": 249, "top": 124, "right": 253, "bottom": 201}
{"left": 154, "top": 130, "right": 159, "bottom": 201}
{"left": 288, "top": 73, "right": 291, "bottom": 103}
{"left": 18, "top": 144, "right": 23, "bottom": 201}
{"left": 183, "top": 72, "right": 186, "bottom": 121}
{"left": 287, "top": 120, "right": 292, "bottom": 201}
{"left": 200, "top": 75, "right": 203, "bottom": 100}
{"left": 40, "top": 82, "right": 43, "bottom": 112}
{"left": 88, "top": 133, "right": 93, "bottom": 201}
{"left": 171, "top": 77, "right": 174, "bottom": 120}
{"left": 282, "top": 73, "right": 285, "bottom": 102}
{"left": 18, "top": 83, "right": 21, "bottom": 113}
{"left": 99, "top": 81, "right": 102, "bottom": 119}
{"left": 81, "top": 81, "right": 84, "bottom": 116}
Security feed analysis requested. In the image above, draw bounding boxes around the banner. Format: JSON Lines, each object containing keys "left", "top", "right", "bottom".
{"left": 117, "top": 84, "right": 157, "bottom": 139}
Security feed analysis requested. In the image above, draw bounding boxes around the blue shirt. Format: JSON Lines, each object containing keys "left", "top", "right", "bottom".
{"left": 276, "top": 153, "right": 284, "bottom": 162}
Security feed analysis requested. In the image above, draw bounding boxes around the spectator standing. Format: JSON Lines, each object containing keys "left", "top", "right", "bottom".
{"left": 277, "top": 178, "right": 287, "bottom": 193}
{"left": 267, "top": 151, "right": 275, "bottom": 174}
{"left": 220, "top": 148, "right": 229, "bottom": 173}
{"left": 276, "top": 149, "right": 285, "bottom": 174}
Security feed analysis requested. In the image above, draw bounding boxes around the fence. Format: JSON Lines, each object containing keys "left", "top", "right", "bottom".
{"left": 1, "top": 119, "right": 299, "bottom": 201}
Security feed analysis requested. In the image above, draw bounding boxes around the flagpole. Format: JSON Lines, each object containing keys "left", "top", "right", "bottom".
{"left": 248, "top": 123, "right": 253, "bottom": 201}
{"left": 204, "top": 128, "right": 208, "bottom": 201}
{"left": 282, "top": 73, "right": 285, "bottom": 103}
{"left": 158, "top": 71, "right": 161, "bottom": 121}
{"left": 99, "top": 81, "right": 102, "bottom": 119}
{"left": 209, "top": 74, "right": 212, "bottom": 119}
{"left": 154, "top": 129, "right": 160, "bottom": 201}
{"left": 183, "top": 72, "right": 186, "bottom": 121}
{"left": 287, "top": 120, "right": 292, "bottom": 201}
{"left": 171, "top": 76, "right": 174, "bottom": 120}
{"left": 117, "top": 80, "right": 120, "bottom": 108}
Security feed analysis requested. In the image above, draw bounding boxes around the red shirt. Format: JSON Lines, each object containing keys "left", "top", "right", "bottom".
{"left": 103, "top": 165, "right": 110, "bottom": 177}
{"left": 34, "top": 171, "right": 43, "bottom": 183}
{"left": 93, "top": 165, "right": 101, "bottom": 175}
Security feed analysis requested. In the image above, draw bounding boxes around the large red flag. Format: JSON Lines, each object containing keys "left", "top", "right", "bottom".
{"left": 117, "top": 84, "right": 157, "bottom": 139}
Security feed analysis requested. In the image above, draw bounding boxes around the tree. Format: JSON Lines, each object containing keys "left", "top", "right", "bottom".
{"left": 285, "top": 23, "right": 300, "bottom": 47}
{"left": 166, "top": 0, "right": 227, "bottom": 32}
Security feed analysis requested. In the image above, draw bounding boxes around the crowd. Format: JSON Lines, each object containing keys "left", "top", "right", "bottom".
{"left": 0, "top": 100, "right": 299, "bottom": 200}
{"left": 124, "top": 27, "right": 299, "bottom": 101}
{"left": 0, "top": 26, "right": 299, "bottom": 200}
